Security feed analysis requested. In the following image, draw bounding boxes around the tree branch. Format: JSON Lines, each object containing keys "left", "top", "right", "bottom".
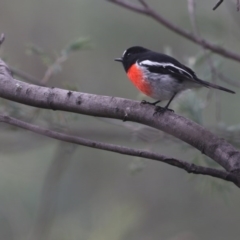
{"left": 0, "top": 33, "right": 5, "bottom": 46}
{"left": 0, "top": 113, "right": 238, "bottom": 185}
{"left": 0, "top": 58, "right": 240, "bottom": 183}
{"left": 213, "top": 0, "right": 224, "bottom": 10}
{"left": 187, "top": 0, "right": 199, "bottom": 36}
{"left": 107, "top": 0, "right": 240, "bottom": 63}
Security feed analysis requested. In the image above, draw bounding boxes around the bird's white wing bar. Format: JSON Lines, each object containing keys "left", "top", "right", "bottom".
{"left": 139, "top": 60, "right": 194, "bottom": 78}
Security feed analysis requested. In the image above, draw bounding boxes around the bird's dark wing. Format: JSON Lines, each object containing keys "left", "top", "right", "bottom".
{"left": 138, "top": 61, "right": 197, "bottom": 83}
{"left": 138, "top": 52, "right": 199, "bottom": 82}
{"left": 138, "top": 53, "right": 235, "bottom": 94}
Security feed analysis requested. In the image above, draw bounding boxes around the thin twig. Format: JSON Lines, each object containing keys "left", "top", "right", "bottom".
{"left": 217, "top": 72, "right": 240, "bottom": 87}
{"left": 41, "top": 55, "right": 67, "bottom": 84}
{"left": 9, "top": 67, "right": 45, "bottom": 86}
{"left": 0, "top": 33, "right": 5, "bottom": 46}
{"left": 213, "top": 0, "right": 239, "bottom": 11}
{"left": 31, "top": 142, "right": 76, "bottom": 240}
{"left": 186, "top": 0, "right": 222, "bottom": 120}
{"left": 138, "top": 0, "right": 148, "bottom": 8}
{"left": 108, "top": 0, "right": 240, "bottom": 63}
{"left": 213, "top": 0, "right": 224, "bottom": 10}
{"left": 0, "top": 113, "right": 237, "bottom": 185}
{"left": 208, "top": 58, "right": 222, "bottom": 122}
{"left": 131, "top": 0, "right": 239, "bottom": 89}
{"left": 187, "top": 0, "right": 199, "bottom": 36}
{"left": 208, "top": 67, "right": 222, "bottom": 123}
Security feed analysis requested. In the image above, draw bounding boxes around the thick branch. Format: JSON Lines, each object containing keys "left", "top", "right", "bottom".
{"left": 0, "top": 59, "right": 240, "bottom": 180}
{"left": 0, "top": 113, "right": 237, "bottom": 185}
{"left": 107, "top": 0, "right": 240, "bottom": 63}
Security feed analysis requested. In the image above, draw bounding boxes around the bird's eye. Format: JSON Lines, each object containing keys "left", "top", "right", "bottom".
{"left": 122, "top": 50, "right": 131, "bottom": 58}
{"left": 125, "top": 53, "right": 131, "bottom": 57}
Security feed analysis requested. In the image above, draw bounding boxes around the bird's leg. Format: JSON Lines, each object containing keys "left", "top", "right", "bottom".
{"left": 141, "top": 100, "right": 161, "bottom": 106}
{"left": 153, "top": 93, "right": 176, "bottom": 115}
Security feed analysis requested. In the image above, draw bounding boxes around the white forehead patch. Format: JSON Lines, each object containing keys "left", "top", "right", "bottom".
{"left": 122, "top": 50, "right": 127, "bottom": 58}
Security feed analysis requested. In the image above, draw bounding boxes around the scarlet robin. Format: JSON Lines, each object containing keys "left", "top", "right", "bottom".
{"left": 115, "top": 46, "right": 235, "bottom": 114}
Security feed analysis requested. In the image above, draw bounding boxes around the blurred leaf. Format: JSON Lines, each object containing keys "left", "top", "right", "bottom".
{"left": 188, "top": 154, "right": 233, "bottom": 196}
{"left": 163, "top": 45, "right": 173, "bottom": 57}
{"left": 173, "top": 91, "right": 204, "bottom": 124}
{"left": 191, "top": 155, "right": 201, "bottom": 166}
{"left": 61, "top": 83, "right": 78, "bottom": 91}
{"left": 197, "top": 173, "right": 233, "bottom": 199}
{"left": 25, "top": 43, "right": 52, "bottom": 66}
{"left": 50, "top": 63, "right": 62, "bottom": 74}
{"left": 191, "top": 50, "right": 214, "bottom": 68}
{"left": 25, "top": 43, "right": 44, "bottom": 56}
{"left": 201, "top": 155, "right": 222, "bottom": 168}
{"left": 87, "top": 203, "right": 142, "bottom": 240}
{"left": 216, "top": 123, "right": 240, "bottom": 148}
{"left": 62, "top": 37, "right": 91, "bottom": 57}
{"left": 129, "top": 158, "right": 147, "bottom": 174}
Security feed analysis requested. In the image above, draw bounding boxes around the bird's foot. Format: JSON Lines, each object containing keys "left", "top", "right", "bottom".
{"left": 141, "top": 100, "right": 160, "bottom": 106}
{"left": 153, "top": 106, "right": 174, "bottom": 116}
{"left": 141, "top": 100, "right": 152, "bottom": 105}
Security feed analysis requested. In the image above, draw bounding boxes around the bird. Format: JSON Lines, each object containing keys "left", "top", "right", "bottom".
{"left": 115, "top": 46, "right": 235, "bottom": 114}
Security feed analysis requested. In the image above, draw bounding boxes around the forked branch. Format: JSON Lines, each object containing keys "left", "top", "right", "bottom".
{"left": 0, "top": 114, "right": 237, "bottom": 184}
{"left": 107, "top": 0, "right": 240, "bottom": 62}
{"left": 0, "top": 57, "right": 240, "bottom": 187}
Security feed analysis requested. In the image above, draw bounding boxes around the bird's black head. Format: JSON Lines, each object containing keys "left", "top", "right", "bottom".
{"left": 115, "top": 46, "right": 150, "bottom": 72}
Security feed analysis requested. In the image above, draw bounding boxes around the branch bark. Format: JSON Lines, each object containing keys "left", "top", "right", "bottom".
{"left": 107, "top": 0, "right": 240, "bottom": 63}
{"left": 0, "top": 59, "right": 240, "bottom": 186}
{"left": 0, "top": 113, "right": 238, "bottom": 185}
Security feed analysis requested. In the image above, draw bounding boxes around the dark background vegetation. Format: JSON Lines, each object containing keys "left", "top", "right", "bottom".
{"left": 0, "top": 0, "right": 240, "bottom": 239}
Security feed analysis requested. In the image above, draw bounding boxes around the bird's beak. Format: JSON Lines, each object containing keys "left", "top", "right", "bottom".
{"left": 114, "top": 57, "right": 123, "bottom": 62}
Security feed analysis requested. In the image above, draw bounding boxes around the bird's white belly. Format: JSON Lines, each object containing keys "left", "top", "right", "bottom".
{"left": 145, "top": 73, "right": 199, "bottom": 100}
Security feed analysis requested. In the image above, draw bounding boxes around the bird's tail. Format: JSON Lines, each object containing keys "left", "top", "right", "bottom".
{"left": 197, "top": 78, "right": 235, "bottom": 94}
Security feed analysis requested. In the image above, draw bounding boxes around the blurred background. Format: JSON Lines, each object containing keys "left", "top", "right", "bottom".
{"left": 0, "top": 0, "right": 240, "bottom": 239}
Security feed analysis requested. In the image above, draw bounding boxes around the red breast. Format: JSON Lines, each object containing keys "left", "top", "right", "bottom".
{"left": 126, "top": 63, "right": 152, "bottom": 96}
